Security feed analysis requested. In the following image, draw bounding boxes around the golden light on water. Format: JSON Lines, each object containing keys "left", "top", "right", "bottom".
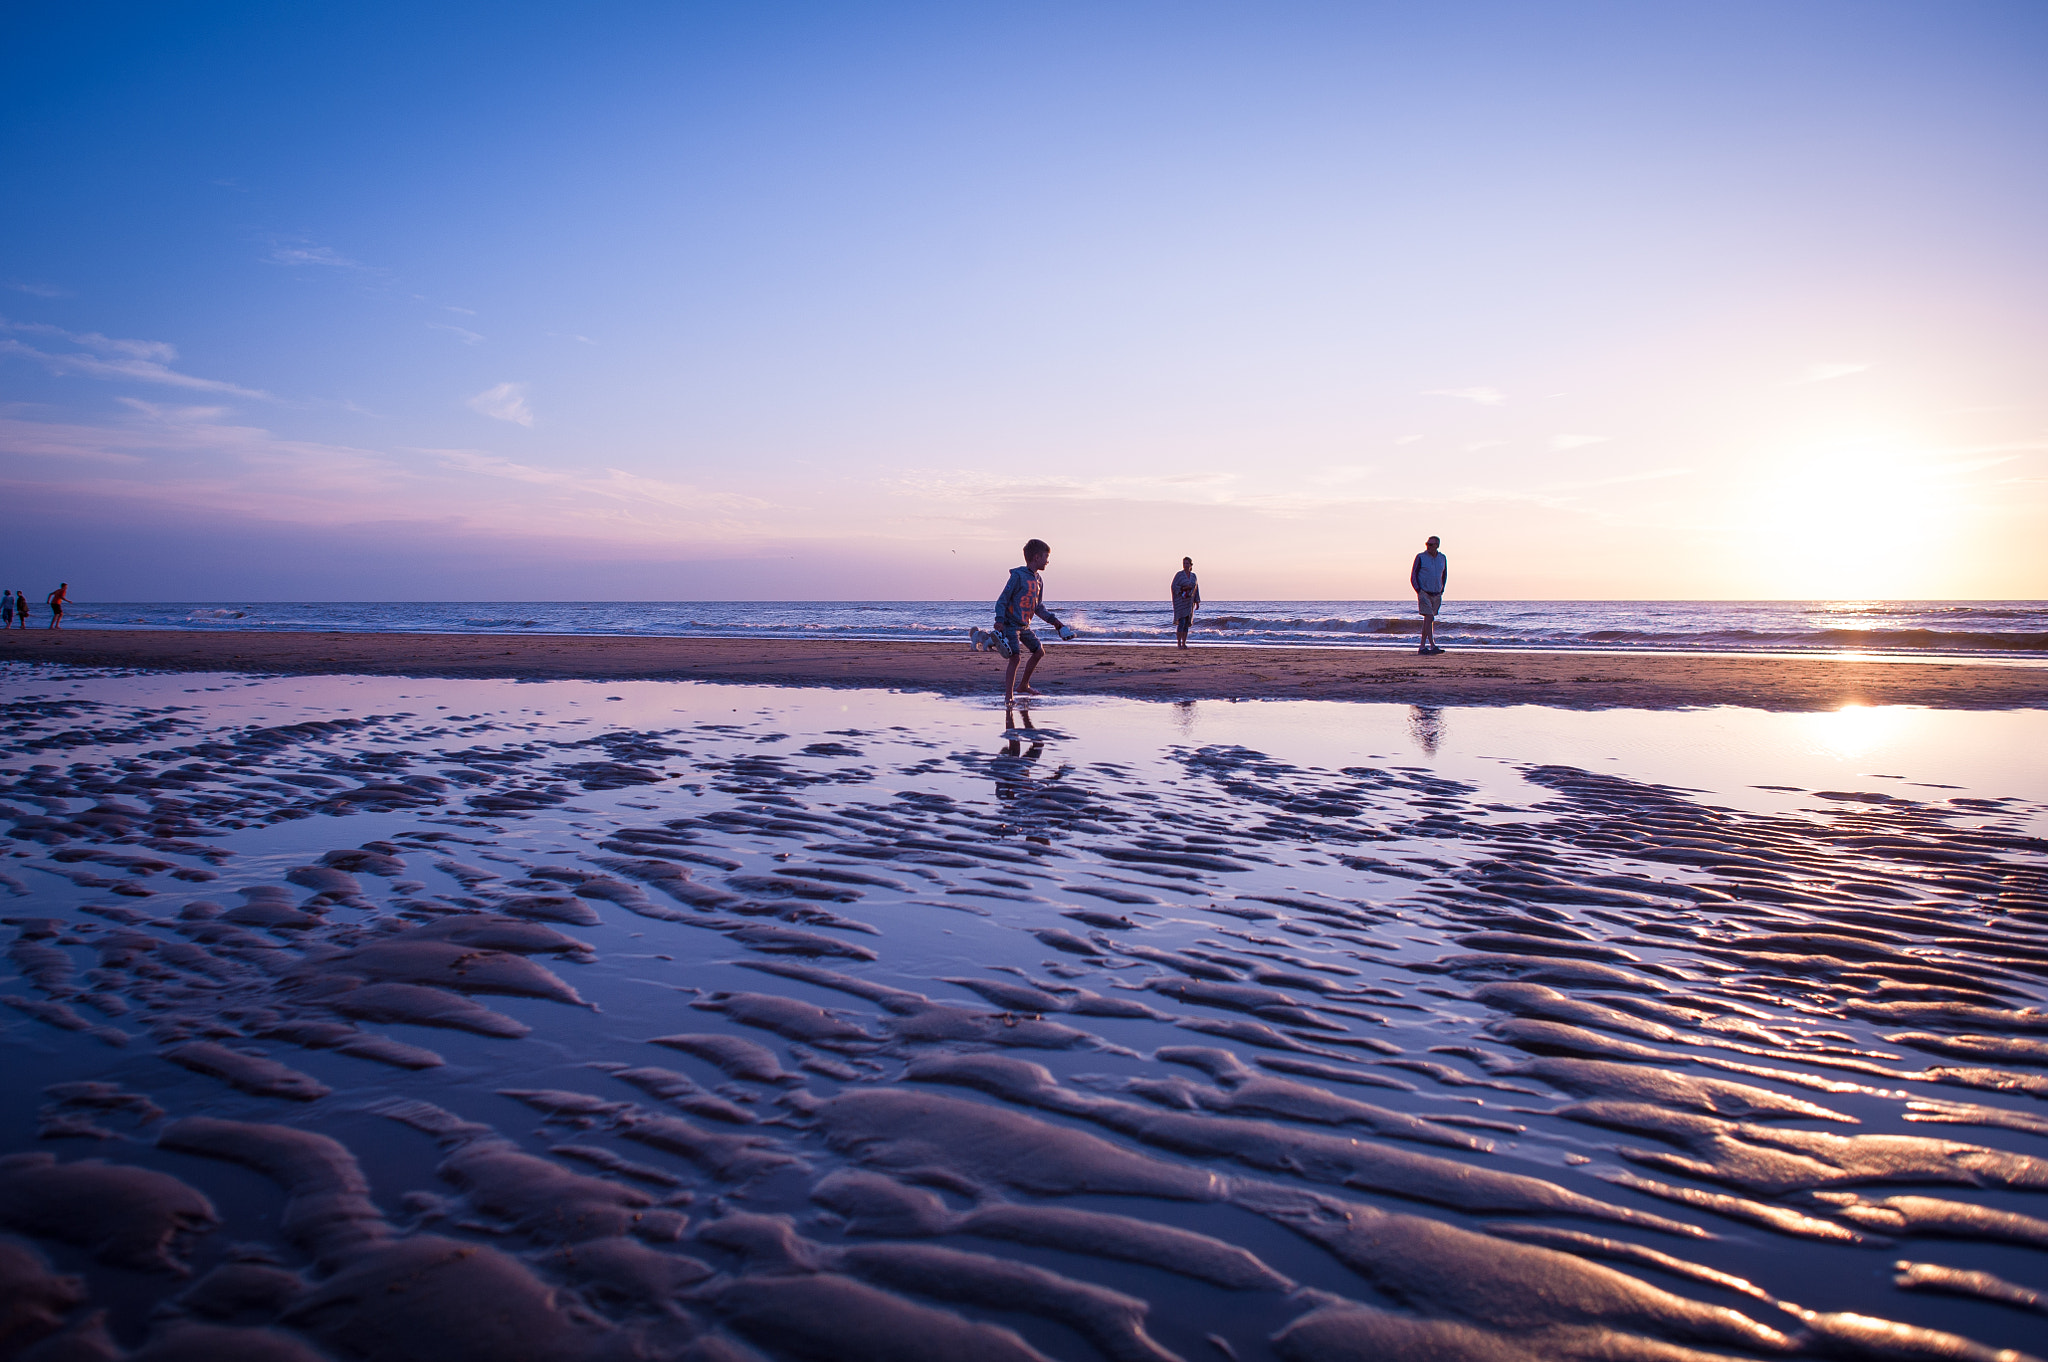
{"left": 1801, "top": 701, "right": 1912, "bottom": 762}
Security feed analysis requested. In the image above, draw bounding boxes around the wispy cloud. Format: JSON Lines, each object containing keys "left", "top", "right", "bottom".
{"left": 428, "top": 322, "right": 484, "bottom": 345}
{"left": 467, "top": 382, "right": 534, "bottom": 426}
{"left": 548, "top": 330, "right": 597, "bottom": 345}
{"left": 430, "top": 448, "right": 570, "bottom": 486}
{"left": 427, "top": 448, "right": 768, "bottom": 522}
{"left": 267, "top": 242, "right": 372, "bottom": 270}
{"left": 1788, "top": 362, "right": 1870, "bottom": 386}
{"left": 0, "top": 412, "right": 151, "bottom": 464}
{"left": 3, "top": 406, "right": 775, "bottom": 546}
{"left": 1422, "top": 386, "right": 1506, "bottom": 405}
{"left": 0, "top": 319, "right": 269, "bottom": 398}
{"left": 1552, "top": 466, "right": 1691, "bottom": 491}
{"left": 1413, "top": 466, "right": 1695, "bottom": 521}
{"left": 2, "top": 319, "right": 175, "bottom": 361}
{"left": 894, "top": 469, "right": 1251, "bottom": 511}
{"left": 6, "top": 281, "right": 68, "bottom": 298}
{"left": 1548, "top": 434, "right": 1609, "bottom": 450}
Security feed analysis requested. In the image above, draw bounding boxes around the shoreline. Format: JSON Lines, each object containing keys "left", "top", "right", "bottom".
{"left": 5, "top": 628, "right": 2047, "bottom": 711}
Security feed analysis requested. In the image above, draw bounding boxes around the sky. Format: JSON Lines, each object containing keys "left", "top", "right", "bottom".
{"left": 2, "top": 0, "right": 2045, "bottom": 602}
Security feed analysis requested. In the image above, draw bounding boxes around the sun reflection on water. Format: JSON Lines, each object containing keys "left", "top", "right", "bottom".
{"left": 1800, "top": 701, "right": 1913, "bottom": 762}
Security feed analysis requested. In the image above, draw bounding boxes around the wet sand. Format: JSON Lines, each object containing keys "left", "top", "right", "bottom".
{"left": 3, "top": 670, "right": 2048, "bottom": 1360}
{"left": 5, "top": 628, "right": 2047, "bottom": 710}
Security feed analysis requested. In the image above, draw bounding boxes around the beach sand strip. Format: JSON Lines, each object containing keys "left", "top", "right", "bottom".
{"left": 4, "top": 629, "right": 2044, "bottom": 711}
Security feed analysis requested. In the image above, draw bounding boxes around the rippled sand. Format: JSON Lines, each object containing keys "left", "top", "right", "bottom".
{"left": 3, "top": 669, "right": 2047, "bottom": 1362}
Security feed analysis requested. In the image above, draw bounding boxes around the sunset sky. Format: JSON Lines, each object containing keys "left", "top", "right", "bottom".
{"left": 3, "top": 1, "right": 2044, "bottom": 601}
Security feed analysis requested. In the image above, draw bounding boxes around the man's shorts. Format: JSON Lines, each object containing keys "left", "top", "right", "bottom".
{"left": 993, "top": 624, "right": 1041, "bottom": 657}
{"left": 1173, "top": 609, "right": 1194, "bottom": 625}
{"left": 1416, "top": 591, "right": 1442, "bottom": 619}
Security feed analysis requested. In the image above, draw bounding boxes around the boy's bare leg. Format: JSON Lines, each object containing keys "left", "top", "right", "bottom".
{"left": 1016, "top": 650, "right": 1044, "bottom": 696}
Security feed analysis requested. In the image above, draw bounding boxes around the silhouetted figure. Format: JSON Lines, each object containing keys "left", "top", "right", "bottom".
{"left": 45, "top": 583, "right": 68, "bottom": 630}
{"left": 1170, "top": 557, "right": 1201, "bottom": 650}
{"left": 1, "top": 590, "right": 14, "bottom": 629}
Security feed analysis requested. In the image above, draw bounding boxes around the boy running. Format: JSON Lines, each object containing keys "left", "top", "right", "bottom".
{"left": 971, "top": 538, "right": 1072, "bottom": 702}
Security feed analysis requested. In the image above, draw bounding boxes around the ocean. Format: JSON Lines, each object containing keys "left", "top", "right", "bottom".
{"left": 42, "top": 598, "right": 2048, "bottom": 655}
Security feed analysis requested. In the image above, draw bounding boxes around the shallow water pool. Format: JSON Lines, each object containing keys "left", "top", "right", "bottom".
{"left": 3, "top": 666, "right": 2046, "bottom": 1361}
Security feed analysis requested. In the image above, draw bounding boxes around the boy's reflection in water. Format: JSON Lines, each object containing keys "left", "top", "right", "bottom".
{"left": 994, "top": 707, "right": 1070, "bottom": 844}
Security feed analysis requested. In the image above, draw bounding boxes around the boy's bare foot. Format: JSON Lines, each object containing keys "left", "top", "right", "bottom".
{"left": 1017, "top": 686, "right": 1043, "bottom": 696}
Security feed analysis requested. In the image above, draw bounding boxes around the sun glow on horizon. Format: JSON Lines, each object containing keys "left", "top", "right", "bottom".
{"left": 1743, "top": 434, "right": 1969, "bottom": 600}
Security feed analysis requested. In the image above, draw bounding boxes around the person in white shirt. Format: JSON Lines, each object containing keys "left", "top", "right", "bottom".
{"left": 1409, "top": 537, "right": 1447, "bottom": 655}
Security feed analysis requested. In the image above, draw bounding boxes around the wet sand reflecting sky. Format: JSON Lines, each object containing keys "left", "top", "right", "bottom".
{"left": 3, "top": 666, "right": 2046, "bottom": 1361}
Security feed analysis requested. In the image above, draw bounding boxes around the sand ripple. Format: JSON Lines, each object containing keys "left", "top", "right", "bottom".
{"left": 2, "top": 675, "right": 2046, "bottom": 1359}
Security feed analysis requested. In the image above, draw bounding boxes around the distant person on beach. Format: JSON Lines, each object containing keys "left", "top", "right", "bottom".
{"left": 971, "top": 538, "right": 1073, "bottom": 703}
{"left": 1, "top": 591, "right": 13, "bottom": 629}
{"left": 1409, "top": 537, "right": 1446, "bottom": 655}
{"left": 9, "top": 591, "right": 22, "bottom": 628}
{"left": 1170, "top": 557, "right": 1201, "bottom": 649}
{"left": 45, "top": 583, "right": 68, "bottom": 630}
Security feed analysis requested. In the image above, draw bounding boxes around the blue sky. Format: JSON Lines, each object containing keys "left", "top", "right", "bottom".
{"left": 3, "top": 1, "right": 2044, "bottom": 600}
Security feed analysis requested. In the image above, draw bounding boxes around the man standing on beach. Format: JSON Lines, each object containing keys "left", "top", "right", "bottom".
{"left": 1409, "top": 538, "right": 1446, "bottom": 655}
{"left": 978, "top": 539, "right": 1072, "bottom": 703}
{"left": 1170, "top": 557, "right": 1201, "bottom": 650}
{"left": 45, "top": 583, "right": 68, "bottom": 630}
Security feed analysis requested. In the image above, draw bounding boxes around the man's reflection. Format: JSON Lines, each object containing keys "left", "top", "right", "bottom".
{"left": 1408, "top": 704, "right": 1444, "bottom": 757}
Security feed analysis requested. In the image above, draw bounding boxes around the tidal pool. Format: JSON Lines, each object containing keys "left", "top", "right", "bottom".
{"left": 3, "top": 665, "right": 2046, "bottom": 1362}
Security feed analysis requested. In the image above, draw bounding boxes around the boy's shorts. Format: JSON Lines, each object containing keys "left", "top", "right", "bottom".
{"left": 994, "top": 624, "right": 1041, "bottom": 657}
{"left": 1416, "top": 592, "right": 1442, "bottom": 618}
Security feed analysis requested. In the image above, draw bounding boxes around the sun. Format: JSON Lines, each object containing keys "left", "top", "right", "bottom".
{"left": 1746, "top": 436, "right": 1961, "bottom": 599}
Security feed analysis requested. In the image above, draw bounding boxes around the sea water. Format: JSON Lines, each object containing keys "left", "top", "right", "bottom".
{"left": 45, "top": 598, "right": 2048, "bottom": 656}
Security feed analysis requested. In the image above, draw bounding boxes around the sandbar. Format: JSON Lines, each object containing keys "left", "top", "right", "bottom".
{"left": 5, "top": 629, "right": 2045, "bottom": 710}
